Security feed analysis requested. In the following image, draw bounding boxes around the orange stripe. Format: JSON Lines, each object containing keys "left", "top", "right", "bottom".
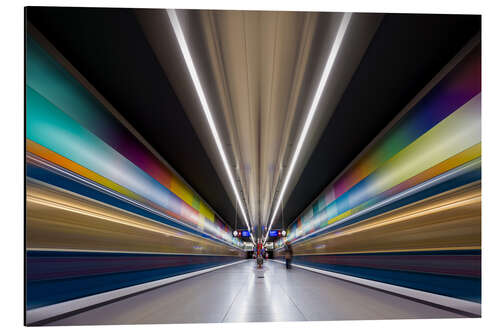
{"left": 27, "top": 139, "right": 143, "bottom": 201}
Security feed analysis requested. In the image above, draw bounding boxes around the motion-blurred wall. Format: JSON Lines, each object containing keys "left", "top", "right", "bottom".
{"left": 276, "top": 39, "right": 481, "bottom": 303}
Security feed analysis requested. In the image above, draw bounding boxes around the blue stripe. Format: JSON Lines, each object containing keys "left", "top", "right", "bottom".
{"left": 26, "top": 251, "right": 239, "bottom": 309}
{"left": 299, "top": 249, "right": 481, "bottom": 257}
{"left": 292, "top": 258, "right": 481, "bottom": 303}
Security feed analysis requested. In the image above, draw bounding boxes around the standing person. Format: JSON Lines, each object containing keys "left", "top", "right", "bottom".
{"left": 256, "top": 253, "right": 264, "bottom": 269}
{"left": 284, "top": 241, "right": 293, "bottom": 269}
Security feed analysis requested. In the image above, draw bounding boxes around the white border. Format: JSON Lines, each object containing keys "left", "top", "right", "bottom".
{"left": 3, "top": 1, "right": 499, "bottom": 333}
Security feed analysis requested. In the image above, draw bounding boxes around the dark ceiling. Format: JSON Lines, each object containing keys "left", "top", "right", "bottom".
{"left": 26, "top": 7, "right": 480, "bottom": 229}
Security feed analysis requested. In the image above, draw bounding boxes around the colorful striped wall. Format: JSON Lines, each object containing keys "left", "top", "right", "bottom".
{"left": 26, "top": 34, "right": 241, "bottom": 247}
{"left": 278, "top": 44, "right": 481, "bottom": 245}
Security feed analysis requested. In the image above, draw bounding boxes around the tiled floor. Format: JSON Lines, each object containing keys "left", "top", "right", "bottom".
{"left": 48, "top": 260, "right": 464, "bottom": 325}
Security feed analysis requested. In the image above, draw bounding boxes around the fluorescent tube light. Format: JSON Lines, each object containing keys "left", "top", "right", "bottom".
{"left": 167, "top": 9, "right": 254, "bottom": 243}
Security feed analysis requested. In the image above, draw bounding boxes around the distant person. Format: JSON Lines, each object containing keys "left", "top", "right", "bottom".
{"left": 284, "top": 241, "right": 293, "bottom": 269}
{"left": 256, "top": 254, "right": 264, "bottom": 269}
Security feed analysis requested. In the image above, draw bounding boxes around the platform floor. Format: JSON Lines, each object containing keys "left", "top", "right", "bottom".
{"left": 48, "top": 260, "right": 465, "bottom": 325}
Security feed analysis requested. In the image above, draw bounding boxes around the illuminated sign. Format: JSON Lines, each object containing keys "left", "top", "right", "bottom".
{"left": 269, "top": 230, "right": 285, "bottom": 237}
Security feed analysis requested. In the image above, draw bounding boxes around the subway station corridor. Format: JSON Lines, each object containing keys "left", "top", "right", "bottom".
{"left": 25, "top": 7, "right": 481, "bottom": 326}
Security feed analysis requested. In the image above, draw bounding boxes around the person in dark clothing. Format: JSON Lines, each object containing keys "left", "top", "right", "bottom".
{"left": 284, "top": 241, "right": 293, "bottom": 269}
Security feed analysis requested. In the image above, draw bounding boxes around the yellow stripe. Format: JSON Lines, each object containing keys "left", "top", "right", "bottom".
{"left": 170, "top": 175, "right": 194, "bottom": 207}
{"left": 200, "top": 201, "right": 214, "bottom": 222}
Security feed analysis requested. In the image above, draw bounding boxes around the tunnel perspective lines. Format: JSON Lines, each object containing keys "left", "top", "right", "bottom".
{"left": 24, "top": 7, "right": 482, "bottom": 325}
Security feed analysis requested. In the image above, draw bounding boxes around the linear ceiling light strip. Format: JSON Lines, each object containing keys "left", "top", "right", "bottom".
{"left": 167, "top": 9, "right": 255, "bottom": 244}
{"left": 264, "top": 13, "right": 352, "bottom": 243}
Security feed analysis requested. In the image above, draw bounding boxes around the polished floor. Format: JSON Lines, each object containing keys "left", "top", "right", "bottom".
{"left": 48, "top": 260, "right": 465, "bottom": 325}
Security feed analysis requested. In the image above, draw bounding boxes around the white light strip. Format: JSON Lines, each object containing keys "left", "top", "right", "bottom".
{"left": 167, "top": 10, "right": 254, "bottom": 243}
{"left": 264, "top": 13, "right": 352, "bottom": 243}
